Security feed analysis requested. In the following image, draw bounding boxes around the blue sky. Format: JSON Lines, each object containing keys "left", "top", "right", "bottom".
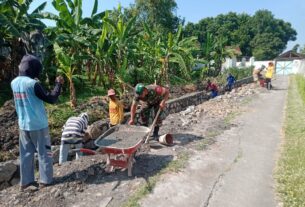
{"left": 30, "top": 0, "right": 305, "bottom": 51}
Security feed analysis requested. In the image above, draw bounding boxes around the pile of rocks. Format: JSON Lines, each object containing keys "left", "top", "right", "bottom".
{"left": 0, "top": 160, "right": 19, "bottom": 191}
{"left": 198, "top": 83, "right": 258, "bottom": 118}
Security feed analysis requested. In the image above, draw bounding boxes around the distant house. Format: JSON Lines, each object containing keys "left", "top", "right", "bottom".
{"left": 275, "top": 50, "right": 305, "bottom": 75}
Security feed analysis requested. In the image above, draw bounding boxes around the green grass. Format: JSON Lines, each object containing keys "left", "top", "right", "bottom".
{"left": 275, "top": 75, "right": 305, "bottom": 206}
{"left": 123, "top": 152, "right": 190, "bottom": 207}
{"left": 46, "top": 82, "right": 106, "bottom": 142}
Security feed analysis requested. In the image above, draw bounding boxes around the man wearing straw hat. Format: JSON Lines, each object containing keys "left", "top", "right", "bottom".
{"left": 108, "top": 89, "right": 124, "bottom": 127}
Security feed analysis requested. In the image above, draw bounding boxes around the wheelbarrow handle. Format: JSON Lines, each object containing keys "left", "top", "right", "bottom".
{"left": 144, "top": 107, "right": 161, "bottom": 144}
{"left": 77, "top": 148, "right": 97, "bottom": 155}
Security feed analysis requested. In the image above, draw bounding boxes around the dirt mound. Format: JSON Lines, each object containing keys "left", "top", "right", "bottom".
{"left": 76, "top": 96, "right": 109, "bottom": 122}
{"left": 0, "top": 100, "right": 19, "bottom": 161}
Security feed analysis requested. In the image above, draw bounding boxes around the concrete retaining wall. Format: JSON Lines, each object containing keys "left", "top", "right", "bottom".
{"left": 122, "top": 76, "right": 253, "bottom": 125}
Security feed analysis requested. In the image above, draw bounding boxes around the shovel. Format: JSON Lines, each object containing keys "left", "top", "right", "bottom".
{"left": 144, "top": 107, "right": 161, "bottom": 144}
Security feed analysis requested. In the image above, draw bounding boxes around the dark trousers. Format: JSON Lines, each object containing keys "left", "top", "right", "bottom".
{"left": 265, "top": 78, "right": 272, "bottom": 90}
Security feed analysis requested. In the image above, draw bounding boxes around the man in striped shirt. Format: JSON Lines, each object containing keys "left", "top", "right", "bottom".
{"left": 59, "top": 113, "right": 89, "bottom": 164}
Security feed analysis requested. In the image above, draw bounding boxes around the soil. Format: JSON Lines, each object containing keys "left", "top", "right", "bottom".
{"left": 0, "top": 83, "right": 264, "bottom": 207}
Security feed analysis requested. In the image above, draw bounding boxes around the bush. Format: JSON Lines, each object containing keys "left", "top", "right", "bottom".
{"left": 214, "top": 66, "right": 253, "bottom": 85}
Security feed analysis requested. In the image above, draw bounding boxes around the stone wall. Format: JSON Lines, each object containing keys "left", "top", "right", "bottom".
{"left": 122, "top": 76, "right": 253, "bottom": 125}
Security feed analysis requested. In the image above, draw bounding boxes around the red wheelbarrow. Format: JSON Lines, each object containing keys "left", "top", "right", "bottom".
{"left": 80, "top": 125, "right": 150, "bottom": 176}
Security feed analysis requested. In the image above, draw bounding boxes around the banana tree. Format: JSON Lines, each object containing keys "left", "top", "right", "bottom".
{"left": 93, "top": 14, "right": 115, "bottom": 87}
{"left": 0, "top": 0, "right": 47, "bottom": 81}
{"left": 133, "top": 23, "right": 165, "bottom": 84}
{"left": 201, "top": 34, "right": 242, "bottom": 76}
{"left": 88, "top": 5, "right": 137, "bottom": 93}
{"left": 42, "top": 0, "right": 106, "bottom": 80}
{"left": 159, "top": 25, "right": 200, "bottom": 85}
{"left": 54, "top": 43, "right": 77, "bottom": 107}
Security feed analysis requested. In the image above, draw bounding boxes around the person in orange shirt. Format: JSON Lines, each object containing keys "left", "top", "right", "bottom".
{"left": 108, "top": 89, "right": 124, "bottom": 127}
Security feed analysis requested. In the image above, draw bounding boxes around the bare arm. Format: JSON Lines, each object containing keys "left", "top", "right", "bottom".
{"left": 159, "top": 87, "right": 169, "bottom": 109}
{"left": 128, "top": 101, "right": 137, "bottom": 125}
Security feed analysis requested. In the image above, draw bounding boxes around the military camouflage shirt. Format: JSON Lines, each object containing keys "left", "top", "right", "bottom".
{"left": 133, "top": 85, "right": 164, "bottom": 106}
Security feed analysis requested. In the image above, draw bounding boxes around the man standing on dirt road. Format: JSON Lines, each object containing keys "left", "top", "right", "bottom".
{"left": 128, "top": 83, "right": 169, "bottom": 140}
{"left": 11, "top": 54, "right": 64, "bottom": 191}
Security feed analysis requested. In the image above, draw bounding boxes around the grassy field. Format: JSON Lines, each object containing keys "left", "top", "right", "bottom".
{"left": 276, "top": 75, "right": 305, "bottom": 206}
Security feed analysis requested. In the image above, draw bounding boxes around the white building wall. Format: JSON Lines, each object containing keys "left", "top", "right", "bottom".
{"left": 222, "top": 56, "right": 273, "bottom": 69}
{"left": 223, "top": 57, "right": 305, "bottom": 75}
{"left": 293, "top": 60, "right": 305, "bottom": 74}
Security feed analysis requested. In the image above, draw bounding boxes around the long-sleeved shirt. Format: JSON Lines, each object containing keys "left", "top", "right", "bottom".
{"left": 34, "top": 81, "right": 62, "bottom": 104}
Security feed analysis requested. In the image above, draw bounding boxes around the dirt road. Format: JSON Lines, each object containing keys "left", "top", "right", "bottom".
{"left": 140, "top": 75, "right": 288, "bottom": 207}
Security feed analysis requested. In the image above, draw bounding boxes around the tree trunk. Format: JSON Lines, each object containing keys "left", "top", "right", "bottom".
{"left": 165, "top": 56, "right": 169, "bottom": 86}
{"left": 86, "top": 60, "right": 91, "bottom": 81}
{"left": 92, "top": 63, "right": 99, "bottom": 85}
{"left": 69, "top": 79, "right": 77, "bottom": 108}
{"left": 97, "top": 64, "right": 102, "bottom": 86}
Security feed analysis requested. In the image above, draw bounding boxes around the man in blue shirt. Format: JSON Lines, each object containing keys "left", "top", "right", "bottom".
{"left": 226, "top": 73, "right": 236, "bottom": 91}
{"left": 11, "top": 54, "right": 64, "bottom": 191}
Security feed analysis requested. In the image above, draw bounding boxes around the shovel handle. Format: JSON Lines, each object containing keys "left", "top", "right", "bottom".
{"left": 144, "top": 108, "right": 162, "bottom": 143}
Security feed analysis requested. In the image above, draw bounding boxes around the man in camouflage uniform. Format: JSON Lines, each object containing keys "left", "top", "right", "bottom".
{"left": 128, "top": 83, "right": 169, "bottom": 140}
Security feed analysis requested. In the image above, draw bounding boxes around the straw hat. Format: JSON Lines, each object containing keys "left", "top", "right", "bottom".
{"left": 107, "top": 89, "right": 116, "bottom": 96}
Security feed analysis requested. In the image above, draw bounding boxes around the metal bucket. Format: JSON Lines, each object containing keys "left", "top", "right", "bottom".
{"left": 158, "top": 134, "right": 173, "bottom": 145}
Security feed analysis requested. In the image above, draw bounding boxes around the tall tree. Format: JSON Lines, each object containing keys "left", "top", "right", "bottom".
{"left": 250, "top": 10, "right": 297, "bottom": 60}
{"left": 184, "top": 10, "right": 297, "bottom": 60}
{"left": 127, "top": 0, "right": 180, "bottom": 34}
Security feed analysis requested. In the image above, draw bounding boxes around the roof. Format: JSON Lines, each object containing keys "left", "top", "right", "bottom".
{"left": 275, "top": 50, "right": 305, "bottom": 61}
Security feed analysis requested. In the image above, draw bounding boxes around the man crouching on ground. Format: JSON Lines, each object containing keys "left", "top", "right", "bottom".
{"left": 59, "top": 113, "right": 89, "bottom": 164}
{"left": 128, "top": 84, "right": 169, "bottom": 140}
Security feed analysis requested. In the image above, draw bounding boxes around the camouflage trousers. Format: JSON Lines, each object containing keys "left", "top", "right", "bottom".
{"left": 139, "top": 102, "right": 166, "bottom": 127}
